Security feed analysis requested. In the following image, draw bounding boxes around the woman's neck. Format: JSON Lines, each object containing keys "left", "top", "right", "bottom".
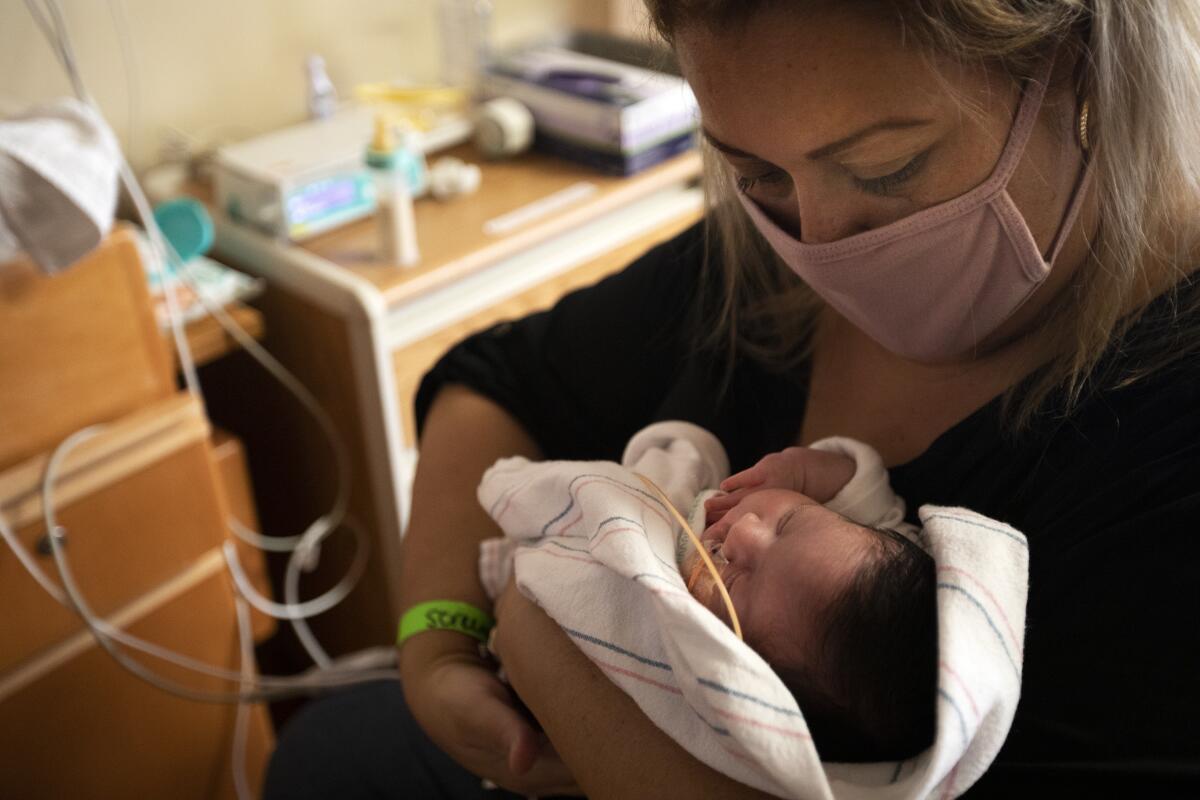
{"left": 799, "top": 309, "right": 1041, "bottom": 466}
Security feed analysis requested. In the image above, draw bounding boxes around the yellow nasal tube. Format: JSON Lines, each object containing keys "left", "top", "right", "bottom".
{"left": 634, "top": 473, "right": 743, "bottom": 641}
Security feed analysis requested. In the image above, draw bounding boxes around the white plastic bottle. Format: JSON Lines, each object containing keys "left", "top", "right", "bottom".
{"left": 365, "top": 116, "right": 420, "bottom": 267}
{"left": 305, "top": 54, "right": 338, "bottom": 120}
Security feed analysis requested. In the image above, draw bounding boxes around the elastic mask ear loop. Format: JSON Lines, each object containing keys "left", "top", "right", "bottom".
{"left": 634, "top": 473, "right": 743, "bottom": 641}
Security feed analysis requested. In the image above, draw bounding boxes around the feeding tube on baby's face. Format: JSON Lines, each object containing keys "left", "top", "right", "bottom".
{"left": 636, "top": 473, "right": 743, "bottom": 640}
{"left": 684, "top": 537, "right": 726, "bottom": 593}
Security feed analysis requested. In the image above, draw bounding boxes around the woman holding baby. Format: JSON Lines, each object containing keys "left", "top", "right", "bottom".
{"left": 266, "top": 2, "right": 1200, "bottom": 798}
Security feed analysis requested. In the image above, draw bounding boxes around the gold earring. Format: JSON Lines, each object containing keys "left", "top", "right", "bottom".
{"left": 1078, "top": 98, "right": 1091, "bottom": 152}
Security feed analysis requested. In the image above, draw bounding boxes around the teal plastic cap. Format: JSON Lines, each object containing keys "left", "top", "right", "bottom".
{"left": 366, "top": 149, "right": 397, "bottom": 170}
{"left": 153, "top": 197, "right": 214, "bottom": 263}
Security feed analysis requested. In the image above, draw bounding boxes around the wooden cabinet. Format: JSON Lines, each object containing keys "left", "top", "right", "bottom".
{"left": 0, "top": 569, "right": 274, "bottom": 800}
{"left": 0, "top": 232, "right": 274, "bottom": 798}
{"left": 0, "top": 227, "right": 174, "bottom": 473}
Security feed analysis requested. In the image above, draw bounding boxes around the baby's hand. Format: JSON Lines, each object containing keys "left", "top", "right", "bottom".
{"left": 704, "top": 446, "right": 856, "bottom": 526}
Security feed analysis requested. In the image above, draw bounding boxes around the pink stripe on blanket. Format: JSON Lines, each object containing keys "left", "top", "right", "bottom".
{"left": 492, "top": 479, "right": 535, "bottom": 525}
{"left": 554, "top": 478, "right": 673, "bottom": 536}
{"left": 938, "top": 661, "right": 981, "bottom": 722}
{"left": 518, "top": 548, "right": 601, "bottom": 567}
{"left": 592, "top": 525, "right": 645, "bottom": 550}
{"left": 520, "top": 543, "right": 692, "bottom": 598}
{"left": 593, "top": 656, "right": 682, "bottom": 694}
{"left": 940, "top": 760, "right": 961, "bottom": 800}
{"left": 937, "top": 565, "right": 1024, "bottom": 657}
{"left": 719, "top": 743, "right": 755, "bottom": 764}
{"left": 643, "top": 585, "right": 692, "bottom": 600}
{"left": 595, "top": 660, "right": 764, "bottom": 772}
{"left": 713, "top": 708, "right": 811, "bottom": 741}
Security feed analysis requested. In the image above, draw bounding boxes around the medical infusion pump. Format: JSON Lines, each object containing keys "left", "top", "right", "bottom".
{"left": 214, "top": 105, "right": 469, "bottom": 242}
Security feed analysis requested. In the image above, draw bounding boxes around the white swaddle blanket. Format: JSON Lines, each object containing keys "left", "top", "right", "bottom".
{"left": 478, "top": 422, "right": 1028, "bottom": 799}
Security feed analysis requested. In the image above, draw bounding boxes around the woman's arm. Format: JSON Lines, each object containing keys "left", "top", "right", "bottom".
{"left": 398, "top": 223, "right": 710, "bottom": 793}
{"left": 492, "top": 580, "right": 780, "bottom": 800}
{"left": 397, "top": 384, "right": 577, "bottom": 795}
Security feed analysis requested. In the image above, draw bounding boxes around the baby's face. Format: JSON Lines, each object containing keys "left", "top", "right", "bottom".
{"left": 682, "top": 489, "right": 876, "bottom": 668}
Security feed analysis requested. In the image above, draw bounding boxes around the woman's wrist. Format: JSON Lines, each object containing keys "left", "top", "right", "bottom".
{"left": 398, "top": 600, "right": 495, "bottom": 647}
{"left": 399, "top": 627, "right": 487, "bottom": 683}
{"left": 397, "top": 384, "right": 543, "bottom": 675}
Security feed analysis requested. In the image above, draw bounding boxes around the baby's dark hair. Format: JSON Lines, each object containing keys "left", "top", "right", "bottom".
{"left": 777, "top": 527, "right": 937, "bottom": 762}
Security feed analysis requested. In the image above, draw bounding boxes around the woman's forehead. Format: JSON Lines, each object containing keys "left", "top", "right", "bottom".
{"left": 673, "top": 5, "right": 986, "bottom": 164}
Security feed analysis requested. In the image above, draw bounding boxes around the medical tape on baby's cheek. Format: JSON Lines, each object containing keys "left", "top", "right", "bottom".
{"left": 634, "top": 473, "right": 743, "bottom": 641}
{"left": 685, "top": 557, "right": 708, "bottom": 593}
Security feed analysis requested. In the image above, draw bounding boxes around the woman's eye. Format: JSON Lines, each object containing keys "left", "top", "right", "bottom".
{"left": 735, "top": 167, "right": 789, "bottom": 195}
{"left": 851, "top": 150, "right": 930, "bottom": 196}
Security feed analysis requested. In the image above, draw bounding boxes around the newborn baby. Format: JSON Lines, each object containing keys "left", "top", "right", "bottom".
{"left": 479, "top": 421, "right": 1028, "bottom": 799}
{"left": 481, "top": 425, "right": 936, "bottom": 763}
{"left": 681, "top": 446, "right": 937, "bottom": 762}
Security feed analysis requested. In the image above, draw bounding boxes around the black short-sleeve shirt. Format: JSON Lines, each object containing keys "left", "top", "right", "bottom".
{"left": 416, "top": 222, "right": 1200, "bottom": 796}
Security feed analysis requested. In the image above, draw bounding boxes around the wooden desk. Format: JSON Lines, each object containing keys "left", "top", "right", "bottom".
{"left": 208, "top": 148, "right": 704, "bottom": 653}
{"left": 175, "top": 302, "right": 265, "bottom": 370}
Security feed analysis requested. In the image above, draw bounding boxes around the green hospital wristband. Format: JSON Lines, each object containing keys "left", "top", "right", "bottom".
{"left": 397, "top": 600, "right": 495, "bottom": 646}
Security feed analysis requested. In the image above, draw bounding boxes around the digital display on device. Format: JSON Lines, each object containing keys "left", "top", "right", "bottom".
{"left": 286, "top": 176, "right": 370, "bottom": 226}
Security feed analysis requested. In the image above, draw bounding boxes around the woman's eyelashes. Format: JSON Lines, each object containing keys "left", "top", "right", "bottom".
{"left": 735, "top": 166, "right": 789, "bottom": 195}
{"left": 733, "top": 149, "right": 932, "bottom": 198}
{"left": 848, "top": 149, "right": 930, "bottom": 196}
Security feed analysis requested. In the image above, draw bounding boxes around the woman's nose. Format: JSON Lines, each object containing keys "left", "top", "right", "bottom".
{"left": 720, "top": 512, "right": 773, "bottom": 567}
{"left": 793, "top": 190, "right": 872, "bottom": 245}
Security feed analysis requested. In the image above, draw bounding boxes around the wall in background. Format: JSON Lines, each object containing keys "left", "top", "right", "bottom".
{"left": 611, "top": 0, "right": 652, "bottom": 39}
{"left": 0, "top": 0, "right": 616, "bottom": 168}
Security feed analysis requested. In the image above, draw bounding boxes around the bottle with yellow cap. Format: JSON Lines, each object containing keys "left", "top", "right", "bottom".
{"left": 366, "top": 114, "right": 421, "bottom": 267}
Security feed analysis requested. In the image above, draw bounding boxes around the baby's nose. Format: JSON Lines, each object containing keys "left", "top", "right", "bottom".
{"left": 720, "top": 512, "right": 772, "bottom": 567}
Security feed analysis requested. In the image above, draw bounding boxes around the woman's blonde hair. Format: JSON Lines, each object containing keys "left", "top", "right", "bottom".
{"left": 646, "top": 1, "right": 1200, "bottom": 428}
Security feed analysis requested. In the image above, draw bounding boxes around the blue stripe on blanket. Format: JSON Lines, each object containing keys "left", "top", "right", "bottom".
{"left": 590, "top": 516, "right": 682, "bottom": 575}
{"left": 696, "top": 677, "right": 803, "bottom": 718}
{"left": 631, "top": 572, "right": 681, "bottom": 587}
{"left": 541, "top": 473, "right": 660, "bottom": 536}
{"left": 488, "top": 481, "right": 520, "bottom": 518}
{"left": 564, "top": 626, "right": 673, "bottom": 671}
{"left": 923, "top": 512, "right": 1028, "bottom": 549}
{"left": 590, "top": 515, "right": 645, "bottom": 541}
{"left": 936, "top": 582, "right": 1021, "bottom": 680}
{"left": 536, "top": 539, "right": 589, "bottom": 555}
{"left": 937, "top": 687, "right": 969, "bottom": 748}
{"left": 691, "top": 706, "right": 731, "bottom": 737}
{"left": 564, "top": 627, "right": 734, "bottom": 738}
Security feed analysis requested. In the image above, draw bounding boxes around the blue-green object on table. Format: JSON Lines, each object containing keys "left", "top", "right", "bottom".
{"left": 152, "top": 197, "right": 214, "bottom": 264}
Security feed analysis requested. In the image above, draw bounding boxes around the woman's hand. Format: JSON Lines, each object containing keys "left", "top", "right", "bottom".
{"left": 399, "top": 630, "right": 578, "bottom": 795}
{"left": 705, "top": 446, "right": 855, "bottom": 525}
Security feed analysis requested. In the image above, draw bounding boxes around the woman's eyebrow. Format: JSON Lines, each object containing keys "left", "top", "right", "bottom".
{"left": 702, "top": 129, "right": 761, "bottom": 159}
{"left": 703, "top": 117, "right": 934, "bottom": 162}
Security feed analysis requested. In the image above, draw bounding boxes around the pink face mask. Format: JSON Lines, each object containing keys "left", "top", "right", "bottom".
{"left": 736, "top": 57, "right": 1094, "bottom": 362}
